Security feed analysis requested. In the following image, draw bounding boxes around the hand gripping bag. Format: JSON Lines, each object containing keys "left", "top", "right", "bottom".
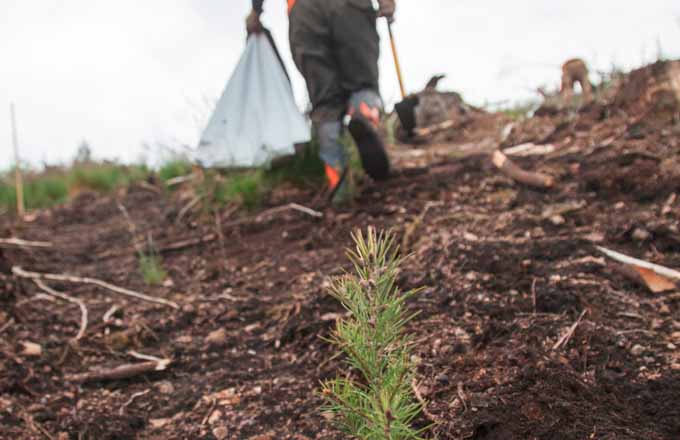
{"left": 196, "top": 33, "right": 310, "bottom": 168}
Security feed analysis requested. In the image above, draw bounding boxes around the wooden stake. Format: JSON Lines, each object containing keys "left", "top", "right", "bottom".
{"left": 10, "top": 103, "right": 25, "bottom": 216}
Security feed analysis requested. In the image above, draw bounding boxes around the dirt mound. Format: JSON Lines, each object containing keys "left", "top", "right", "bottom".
{"left": 615, "top": 60, "right": 680, "bottom": 113}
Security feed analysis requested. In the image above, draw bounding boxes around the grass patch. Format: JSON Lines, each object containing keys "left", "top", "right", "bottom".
{"left": 0, "top": 143, "right": 326, "bottom": 215}
{"left": 0, "top": 163, "right": 152, "bottom": 214}
{"left": 0, "top": 174, "right": 69, "bottom": 211}
{"left": 70, "top": 163, "right": 149, "bottom": 193}
{"left": 196, "top": 143, "right": 326, "bottom": 212}
{"left": 321, "top": 228, "right": 427, "bottom": 439}
{"left": 159, "top": 160, "right": 194, "bottom": 184}
{"left": 139, "top": 253, "right": 167, "bottom": 286}
{"left": 214, "top": 170, "right": 266, "bottom": 210}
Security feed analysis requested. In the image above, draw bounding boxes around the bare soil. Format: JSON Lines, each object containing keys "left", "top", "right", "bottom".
{"left": 1, "top": 61, "right": 680, "bottom": 439}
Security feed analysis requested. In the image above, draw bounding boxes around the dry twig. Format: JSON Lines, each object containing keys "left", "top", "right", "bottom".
{"left": 597, "top": 246, "right": 680, "bottom": 282}
{"left": 255, "top": 203, "right": 323, "bottom": 222}
{"left": 176, "top": 195, "right": 203, "bottom": 224}
{"left": 0, "top": 318, "right": 15, "bottom": 334}
{"left": 492, "top": 150, "right": 555, "bottom": 189}
{"left": 12, "top": 266, "right": 179, "bottom": 309}
{"left": 119, "top": 389, "right": 151, "bottom": 415}
{"left": 34, "top": 279, "right": 88, "bottom": 341}
{"left": 411, "top": 378, "right": 439, "bottom": 424}
{"left": 66, "top": 359, "right": 171, "bottom": 383}
{"left": 0, "top": 238, "right": 53, "bottom": 248}
{"left": 553, "top": 310, "right": 588, "bottom": 351}
{"left": 402, "top": 201, "right": 444, "bottom": 252}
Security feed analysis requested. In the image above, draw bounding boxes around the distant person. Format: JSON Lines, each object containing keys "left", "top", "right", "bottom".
{"left": 561, "top": 58, "right": 593, "bottom": 104}
{"left": 246, "top": 0, "right": 395, "bottom": 206}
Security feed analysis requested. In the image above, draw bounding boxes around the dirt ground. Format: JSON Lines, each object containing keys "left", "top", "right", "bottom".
{"left": 1, "top": 61, "right": 680, "bottom": 439}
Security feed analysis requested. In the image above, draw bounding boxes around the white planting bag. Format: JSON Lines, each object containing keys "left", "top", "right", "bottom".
{"left": 196, "top": 34, "right": 310, "bottom": 168}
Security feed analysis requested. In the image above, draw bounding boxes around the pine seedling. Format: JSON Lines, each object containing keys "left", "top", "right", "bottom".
{"left": 321, "top": 227, "right": 428, "bottom": 440}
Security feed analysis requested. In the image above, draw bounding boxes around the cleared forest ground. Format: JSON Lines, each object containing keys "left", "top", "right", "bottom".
{"left": 1, "top": 61, "right": 680, "bottom": 439}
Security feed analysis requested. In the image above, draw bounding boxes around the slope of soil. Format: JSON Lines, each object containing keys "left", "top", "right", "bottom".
{"left": 1, "top": 61, "right": 680, "bottom": 439}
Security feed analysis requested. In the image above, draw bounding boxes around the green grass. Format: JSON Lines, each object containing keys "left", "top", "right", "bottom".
{"left": 197, "top": 143, "right": 326, "bottom": 212}
{"left": 71, "top": 163, "right": 150, "bottom": 193}
{"left": 0, "top": 173, "right": 69, "bottom": 211}
{"left": 0, "top": 143, "right": 326, "bottom": 215}
{"left": 214, "top": 170, "right": 267, "bottom": 210}
{"left": 139, "top": 253, "right": 167, "bottom": 286}
{"left": 159, "top": 160, "right": 194, "bottom": 184}
{"left": 0, "top": 163, "right": 151, "bottom": 214}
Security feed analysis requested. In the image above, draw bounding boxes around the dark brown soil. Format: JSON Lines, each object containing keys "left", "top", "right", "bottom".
{"left": 1, "top": 61, "right": 680, "bottom": 439}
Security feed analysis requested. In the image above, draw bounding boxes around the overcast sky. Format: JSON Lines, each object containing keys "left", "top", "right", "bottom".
{"left": 2, "top": 0, "right": 680, "bottom": 170}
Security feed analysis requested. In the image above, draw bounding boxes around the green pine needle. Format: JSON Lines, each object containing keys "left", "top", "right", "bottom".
{"left": 321, "top": 227, "right": 429, "bottom": 439}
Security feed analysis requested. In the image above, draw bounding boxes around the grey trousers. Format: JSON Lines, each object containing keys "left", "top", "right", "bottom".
{"left": 289, "top": 0, "right": 382, "bottom": 169}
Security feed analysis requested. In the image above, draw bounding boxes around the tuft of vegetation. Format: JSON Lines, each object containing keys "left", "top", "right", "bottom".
{"left": 70, "top": 163, "right": 150, "bottom": 193}
{"left": 196, "top": 143, "right": 326, "bottom": 213}
{"left": 0, "top": 142, "right": 326, "bottom": 215}
{"left": 0, "top": 173, "right": 69, "bottom": 211}
{"left": 159, "top": 160, "right": 194, "bottom": 184}
{"left": 139, "top": 252, "right": 167, "bottom": 286}
{"left": 321, "top": 228, "right": 427, "bottom": 440}
{"left": 1, "top": 162, "right": 152, "bottom": 214}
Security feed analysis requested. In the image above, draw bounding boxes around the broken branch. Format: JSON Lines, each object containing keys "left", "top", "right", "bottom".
{"left": 255, "top": 203, "right": 323, "bottom": 222}
{"left": 492, "top": 150, "right": 555, "bottom": 189}
{"left": 0, "top": 238, "right": 53, "bottom": 248}
{"left": 65, "top": 359, "right": 171, "bottom": 383}
{"left": 12, "top": 266, "right": 179, "bottom": 309}
{"left": 34, "top": 279, "right": 88, "bottom": 341}
{"left": 413, "top": 119, "right": 456, "bottom": 138}
{"left": 159, "top": 234, "right": 216, "bottom": 253}
{"left": 597, "top": 246, "right": 680, "bottom": 293}
{"left": 119, "top": 389, "right": 151, "bottom": 415}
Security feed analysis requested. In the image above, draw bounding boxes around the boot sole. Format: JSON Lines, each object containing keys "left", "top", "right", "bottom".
{"left": 348, "top": 119, "right": 391, "bottom": 181}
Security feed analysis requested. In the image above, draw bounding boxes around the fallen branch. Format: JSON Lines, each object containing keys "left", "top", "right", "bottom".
{"left": 103, "top": 305, "right": 120, "bottom": 324}
{"left": 597, "top": 246, "right": 680, "bottom": 293}
{"left": 12, "top": 266, "right": 179, "bottom": 309}
{"left": 119, "top": 389, "right": 151, "bottom": 415}
{"left": 128, "top": 350, "right": 166, "bottom": 363}
{"left": 553, "top": 310, "right": 588, "bottom": 351}
{"left": 34, "top": 280, "right": 88, "bottom": 341}
{"left": 255, "top": 203, "right": 323, "bottom": 222}
{"left": 176, "top": 195, "right": 203, "bottom": 225}
{"left": 160, "top": 203, "right": 322, "bottom": 253}
{"left": 165, "top": 174, "right": 195, "bottom": 187}
{"left": 492, "top": 150, "right": 555, "bottom": 189}
{"left": 0, "top": 238, "right": 53, "bottom": 248}
{"left": 65, "top": 359, "right": 171, "bottom": 383}
{"left": 597, "top": 246, "right": 680, "bottom": 280}
{"left": 414, "top": 119, "right": 456, "bottom": 138}
{"left": 503, "top": 142, "right": 556, "bottom": 157}
{"left": 159, "top": 234, "right": 216, "bottom": 253}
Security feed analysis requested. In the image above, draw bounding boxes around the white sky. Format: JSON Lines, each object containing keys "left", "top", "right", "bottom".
{"left": 2, "top": 0, "right": 680, "bottom": 170}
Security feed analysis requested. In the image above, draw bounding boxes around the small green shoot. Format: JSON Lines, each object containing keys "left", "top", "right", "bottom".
{"left": 322, "top": 228, "right": 428, "bottom": 440}
{"left": 139, "top": 253, "right": 167, "bottom": 286}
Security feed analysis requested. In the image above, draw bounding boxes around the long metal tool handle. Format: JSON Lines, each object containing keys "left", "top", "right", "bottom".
{"left": 387, "top": 21, "right": 407, "bottom": 99}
